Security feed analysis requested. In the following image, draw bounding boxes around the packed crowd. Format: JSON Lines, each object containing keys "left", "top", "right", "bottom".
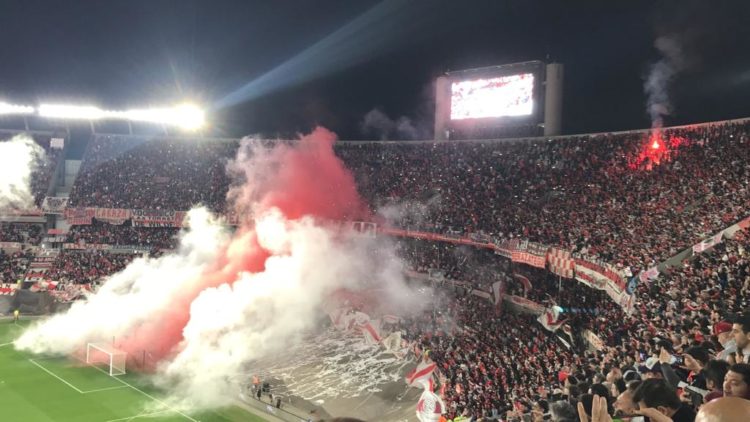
{"left": 399, "top": 238, "right": 505, "bottom": 290}
{"left": 44, "top": 251, "right": 138, "bottom": 285}
{"left": 398, "top": 288, "right": 578, "bottom": 420}
{"left": 65, "top": 221, "right": 178, "bottom": 250}
{"left": 339, "top": 121, "right": 750, "bottom": 269}
{"left": 0, "top": 249, "right": 33, "bottom": 284}
{"left": 64, "top": 122, "right": 750, "bottom": 273}
{"left": 0, "top": 223, "right": 43, "bottom": 245}
{"left": 393, "top": 225, "right": 750, "bottom": 420}
{"left": 68, "top": 135, "right": 235, "bottom": 212}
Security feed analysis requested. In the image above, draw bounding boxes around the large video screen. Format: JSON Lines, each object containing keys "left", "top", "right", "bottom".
{"left": 450, "top": 73, "right": 534, "bottom": 120}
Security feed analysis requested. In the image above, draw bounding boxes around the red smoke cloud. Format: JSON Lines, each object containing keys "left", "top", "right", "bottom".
{"left": 117, "top": 126, "right": 368, "bottom": 365}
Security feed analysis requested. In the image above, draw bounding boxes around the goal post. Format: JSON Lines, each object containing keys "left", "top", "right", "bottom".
{"left": 86, "top": 342, "right": 127, "bottom": 376}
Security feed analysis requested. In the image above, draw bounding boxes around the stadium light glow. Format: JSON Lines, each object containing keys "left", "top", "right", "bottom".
{"left": 0, "top": 102, "right": 35, "bottom": 115}
{"left": 38, "top": 104, "right": 109, "bottom": 120}
{"left": 125, "top": 104, "right": 205, "bottom": 130}
{"left": 38, "top": 103, "right": 205, "bottom": 130}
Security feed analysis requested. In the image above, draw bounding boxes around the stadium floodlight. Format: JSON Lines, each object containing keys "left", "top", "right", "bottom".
{"left": 38, "top": 103, "right": 205, "bottom": 130}
{"left": 38, "top": 104, "right": 109, "bottom": 120}
{"left": 125, "top": 104, "right": 205, "bottom": 130}
{"left": 0, "top": 102, "right": 35, "bottom": 115}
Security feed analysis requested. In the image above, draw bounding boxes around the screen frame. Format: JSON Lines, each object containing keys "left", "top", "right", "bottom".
{"left": 443, "top": 61, "right": 545, "bottom": 129}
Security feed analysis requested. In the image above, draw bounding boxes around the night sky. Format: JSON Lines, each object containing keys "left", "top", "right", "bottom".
{"left": 1, "top": 0, "right": 749, "bottom": 139}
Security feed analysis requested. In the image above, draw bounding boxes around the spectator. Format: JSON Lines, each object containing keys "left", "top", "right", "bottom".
{"left": 730, "top": 314, "right": 750, "bottom": 363}
{"left": 723, "top": 364, "right": 750, "bottom": 400}
{"left": 703, "top": 360, "right": 730, "bottom": 403}
{"left": 632, "top": 378, "right": 696, "bottom": 422}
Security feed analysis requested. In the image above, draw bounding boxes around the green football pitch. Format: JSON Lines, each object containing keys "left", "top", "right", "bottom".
{"left": 0, "top": 319, "right": 268, "bottom": 422}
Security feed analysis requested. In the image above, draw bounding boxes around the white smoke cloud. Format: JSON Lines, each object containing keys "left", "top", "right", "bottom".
{"left": 16, "top": 136, "right": 420, "bottom": 413}
{"left": 155, "top": 209, "right": 412, "bottom": 409}
{"left": 645, "top": 36, "right": 686, "bottom": 128}
{"left": 0, "top": 135, "right": 46, "bottom": 210}
{"left": 15, "top": 208, "right": 231, "bottom": 355}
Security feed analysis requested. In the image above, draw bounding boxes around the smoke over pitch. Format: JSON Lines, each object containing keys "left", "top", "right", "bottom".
{"left": 0, "top": 135, "right": 46, "bottom": 210}
{"left": 16, "top": 127, "right": 416, "bottom": 409}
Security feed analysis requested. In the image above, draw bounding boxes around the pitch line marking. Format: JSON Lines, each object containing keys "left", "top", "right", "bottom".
{"left": 88, "top": 364, "right": 199, "bottom": 422}
{"left": 81, "top": 385, "right": 129, "bottom": 394}
{"left": 102, "top": 410, "right": 172, "bottom": 422}
{"left": 29, "top": 358, "right": 85, "bottom": 394}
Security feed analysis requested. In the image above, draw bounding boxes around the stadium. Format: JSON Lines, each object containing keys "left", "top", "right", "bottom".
{"left": 2, "top": 2, "right": 750, "bottom": 422}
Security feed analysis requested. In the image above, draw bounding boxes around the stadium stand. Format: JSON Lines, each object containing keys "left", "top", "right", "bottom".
{"left": 68, "top": 134, "right": 235, "bottom": 211}
{"left": 4, "top": 118, "right": 750, "bottom": 420}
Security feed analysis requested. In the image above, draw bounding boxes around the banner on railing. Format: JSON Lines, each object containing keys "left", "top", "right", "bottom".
{"left": 512, "top": 241, "right": 547, "bottom": 268}
{"left": 0, "top": 241, "right": 22, "bottom": 251}
{"left": 131, "top": 209, "right": 185, "bottom": 228}
{"left": 574, "top": 258, "right": 633, "bottom": 312}
{"left": 547, "top": 247, "right": 575, "bottom": 278}
{"left": 94, "top": 208, "right": 131, "bottom": 225}
{"left": 493, "top": 238, "right": 517, "bottom": 258}
{"left": 64, "top": 208, "right": 95, "bottom": 225}
{"left": 692, "top": 232, "right": 723, "bottom": 253}
{"left": 62, "top": 243, "right": 111, "bottom": 250}
{"left": 41, "top": 197, "right": 69, "bottom": 214}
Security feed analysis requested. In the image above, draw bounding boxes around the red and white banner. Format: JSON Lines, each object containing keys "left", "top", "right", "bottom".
{"left": 360, "top": 320, "right": 382, "bottom": 345}
{"left": 639, "top": 266, "right": 659, "bottom": 282}
{"left": 538, "top": 306, "right": 566, "bottom": 332}
{"left": 511, "top": 242, "right": 547, "bottom": 268}
{"left": 406, "top": 360, "right": 437, "bottom": 388}
{"left": 0, "top": 241, "right": 22, "bottom": 251}
{"left": 547, "top": 247, "right": 575, "bottom": 278}
{"left": 64, "top": 208, "right": 95, "bottom": 225}
{"left": 94, "top": 208, "right": 131, "bottom": 225}
{"left": 415, "top": 384, "right": 446, "bottom": 422}
{"left": 693, "top": 232, "right": 723, "bottom": 253}
{"left": 574, "top": 259, "right": 633, "bottom": 312}
{"left": 131, "top": 209, "right": 186, "bottom": 228}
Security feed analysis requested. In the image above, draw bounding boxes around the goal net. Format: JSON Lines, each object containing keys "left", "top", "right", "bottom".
{"left": 86, "top": 342, "right": 127, "bottom": 376}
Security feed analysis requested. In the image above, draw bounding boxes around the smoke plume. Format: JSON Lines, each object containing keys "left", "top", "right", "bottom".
{"left": 361, "top": 108, "right": 424, "bottom": 140}
{"left": 645, "top": 35, "right": 686, "bottom": 128}
{"left": 16, "top": 126, "right": 416, "bottom": 411}
{"left": 0, "top": 135, "right": 46, "bottom": 210}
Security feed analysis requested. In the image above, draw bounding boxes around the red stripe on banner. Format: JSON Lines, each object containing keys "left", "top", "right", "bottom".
{"left": 361, "top": 322, "right": 381, "bottom": 342}
{"left": 407, "top": 362, "right": 437, "bottom": 385}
